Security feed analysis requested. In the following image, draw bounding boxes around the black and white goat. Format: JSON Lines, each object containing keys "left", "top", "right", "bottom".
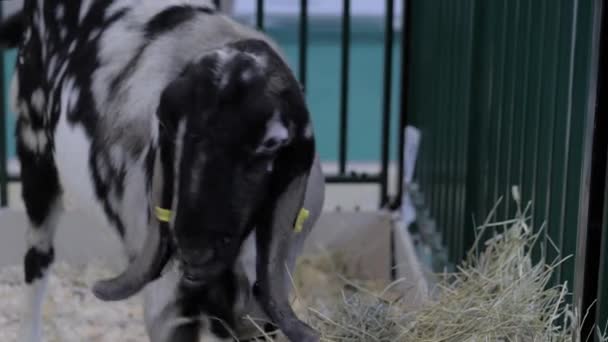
{"left": 1, "top": 1, "right": 325, "bottom": 341}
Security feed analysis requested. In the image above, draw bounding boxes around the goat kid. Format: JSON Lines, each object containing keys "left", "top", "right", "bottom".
{"left": 1, "top": 1, "right": 325, "bottom": 341}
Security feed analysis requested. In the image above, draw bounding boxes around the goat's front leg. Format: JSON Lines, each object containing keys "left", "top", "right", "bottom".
{"left": 17, "top": 131, "right": 64, "bottom": 342}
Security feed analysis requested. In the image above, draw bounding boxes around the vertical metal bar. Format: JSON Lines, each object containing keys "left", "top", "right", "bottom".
{"left": 433, "top": 0, "right": 447, "bottom": 233}
{"left": 395, "top": 0, "right": 412, "bottom": 209}
{"left": 380, "top": 0, "right": 394, "bottom": 207}
{"left": 547, "top": 0, "right": 571, "bottom": 284}
{"left": 0, "top": 3, "right": 7, "bottom": 208}
{"left": 338, "top": 0, "right": 351, "bottom": 175}
{"left": 556, "top": 0, "right": 579, "bottom": 287}
{"left": 489, "top": 1, "right": 509, "bottom": 217}
{"left": 455, "top": 0, "right": 475, "bottom": 262}
{"left": 501, "top": 0, "right": 521, "bottom": 218}
{"left": 437, "top": 0, "right": 454, "bottom": 249}
{"left": 299, "top": 0, "right": 308, "bottom": 89}
{"left": 517, "top": 0, "right": 534, "bottom": 200}
{"left": 213, "top": 0, "right": 221, "bottom": 10}
{"left": 589, "top": 0, "right": 608, "bottom": 331}
{"left": 527, "top": 0, "right": 547, "bottom": 262}
{"left": 299, "top": 0, "right": 308, "bottom": 90}
{"left": 510, "top": 0, "right": 531, "bottom": 218}
{"left": 256, "top": 0, "right": 265, "bottom": 30}
{"left": 431, "top": 0, "right": 442, "bottom": 233}
{"left": 463, "top": 0, "right": 488, "bottom": 259}
{"left": 533, "top": 0, "right": 560, "bottom": 268}
{"left": 569, "top": 0, "right": 604, "bottom": 324}
{"left": 442, "top": 0, "right": 456, "bottom": 262}
{"left": 496, "top": 0, "right": 520, "bottom": 220}
{"left": 575, "top": 0, "right": 606, "bottom": 332}
{"left": 598, "top": 168, "right": 608, "bottom": 334}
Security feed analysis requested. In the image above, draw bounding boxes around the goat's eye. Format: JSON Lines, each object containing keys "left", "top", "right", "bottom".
{"left": 262, "top": 138, "right": 280, "bottom": 150}
{"left": 255, "top": 138, "right": 285, "bottom": 156}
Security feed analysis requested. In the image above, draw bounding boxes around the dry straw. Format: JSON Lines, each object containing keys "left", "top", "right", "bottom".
{"left": 257, "top": 187, "right": 608, "bottom": 342}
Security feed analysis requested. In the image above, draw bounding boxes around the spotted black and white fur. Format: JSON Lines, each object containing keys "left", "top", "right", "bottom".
{"left": 2, "top": 1, "right": 325, "bottom": 341}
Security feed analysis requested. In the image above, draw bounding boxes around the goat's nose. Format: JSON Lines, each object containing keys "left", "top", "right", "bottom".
{"left": 181, "top": 249, "right": 214, "bottom": 266}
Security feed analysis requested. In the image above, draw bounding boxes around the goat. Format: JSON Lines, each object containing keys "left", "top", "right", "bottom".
{"left": 2, "top": 1, "right": 325, "bottom": 341}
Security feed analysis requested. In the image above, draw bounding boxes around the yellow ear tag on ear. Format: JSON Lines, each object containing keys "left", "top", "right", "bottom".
{"left": 155, "top": 206, "right": 172, "bottom": 223}
{"left": 294, "top": 208, "right": 310, "bottom": 233}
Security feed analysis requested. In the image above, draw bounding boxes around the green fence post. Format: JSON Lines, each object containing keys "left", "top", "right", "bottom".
{"left": 299, "top": 0, "right": 308, "bottom": 89}
{"left": 380, "top": 0, "right": 394, "bottom": 207}
{"left": 0, "top": 3, "right": 7, "bottom": 208}
{"left": 599, "top": 169, "right": 608, "bottom": 341}
{"left": 338, "top": 0, "right": 351, "bottom": 175}
{"left": 256, "top": 0, "right": 265, "bottom": 30}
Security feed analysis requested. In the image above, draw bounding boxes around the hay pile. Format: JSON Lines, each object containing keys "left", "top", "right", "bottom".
{"left": 290, "top": 191, "right": 608, "bottom": 342}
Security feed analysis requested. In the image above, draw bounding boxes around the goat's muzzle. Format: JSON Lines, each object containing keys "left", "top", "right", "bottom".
{"left": 179, "top": 249, "right": 227, "bottom": 288}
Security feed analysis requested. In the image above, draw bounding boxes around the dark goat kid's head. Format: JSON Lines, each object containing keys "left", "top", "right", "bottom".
{"left": 157, "top": 42, "right": 308, "bottom": 281}
{"left": 154, "top": 40, "right": 319, "bottom": 341}
{"left": 92, "top": 39, "right": 321, "bottom": 341}
{"left": 162, "top": 37, "right": 315, "bottom": 285}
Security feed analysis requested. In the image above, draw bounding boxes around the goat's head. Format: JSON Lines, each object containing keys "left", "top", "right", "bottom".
{"left": 94, "top": 39, "right": 320, "bottom": 341}
{"left": 161, "top": 45, "right": 308, "bottom": 283}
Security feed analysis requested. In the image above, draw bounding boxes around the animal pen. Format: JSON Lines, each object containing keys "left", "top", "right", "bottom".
{"left": 1, "top": 0, "right": 608, "bottom": 341}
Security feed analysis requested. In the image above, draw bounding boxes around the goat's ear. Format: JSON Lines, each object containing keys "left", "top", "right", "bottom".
{"left": 254, "top": 112, "right": 321, "bottom": 341}
{"left": 157, "top": 58, "right": 219, "bottom": 134}
{"left": 157, "top": 75, "right": 193, "bottom": 135}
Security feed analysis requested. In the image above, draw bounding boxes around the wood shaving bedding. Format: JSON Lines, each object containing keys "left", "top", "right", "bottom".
{"left": 0, "top": 262, "right": 146, "bottom": 342}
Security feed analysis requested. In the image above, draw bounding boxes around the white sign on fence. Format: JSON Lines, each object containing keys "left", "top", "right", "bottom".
{"left": 401, "top": 126, "right": 421, "bottom": 228}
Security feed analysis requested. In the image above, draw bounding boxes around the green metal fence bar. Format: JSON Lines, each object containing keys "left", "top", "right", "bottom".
{"left": 445, "top": 0, "right": 459, "bottom": 261}
{"left": 299, "top": 0, "right": 308, "bottom": 90}
{"left": 455, "top": 0, "right": 475, "bottom": 262}
{"left": 560, "top": 0, "right": 587, "bottom": 292}
{"left": 338, "top": 0, "right": 351, "bottom": 175}
{"left": 516, "top": 0, "right": 533, "bottom": 201}
{"left": 462, "top": 0, "right": 486, "bottom": 259}
{"left": 433, "top": 0, "right": 445, "bottom": 238}
{"left": 600, "top": 186, "right": 608, "bottom": 337}
{"left": 509, "top": 0, "right": 530, "bottom": 217}
{"left": 526, "top": 0, "right": 547, "bottom": 262}
{"left": 569, "top": 0, "right": 605, "bottom": 329}
{"left": 433, "top": 0, "right": 447, "bottom": 233}
{"left": 0, "top": 4, "right": 7, "bottom": 208}
{"left": 442, "top": 0, "right": 453, "bottom": 258}
{"left": 599, "top": 153, "right": 608, "bottom": 337}
{"left": 533, "top": 0, "right": 560, "bottom": 263}
{"left": 380, "top": 0, "right": 394, "bottom": 207}
{"left": 448, "top": 0, "right": 460, "bottom": 260}
{"left": 395, "top": 0, "right": 413, "bottom": 210}
{"left": 592, "top": 0, "right": 608, "bottom": 330}
{"left": 487, "top": 0, "right": 507, "bottom": 218}
{"left": 453, "top": 0, "right": 469, "bottom": 261}
{"left": 547, "top": 0, "right": 573, "bottom": 284}
{"left": 256, "top": 0, "right": 264, "bottom": 30}
{"left": 502, "top": 0, "right": 521, "bottom": 218}
{"left": 496, "top": 0, "right": 516, "bottom": 220}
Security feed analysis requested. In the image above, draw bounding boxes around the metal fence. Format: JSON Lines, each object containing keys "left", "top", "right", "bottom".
{"left": 0, "top": 0, "right": 407, "bottom": 209}
{"left": 403, "top": 0, "right": 607, "bottom": 333}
